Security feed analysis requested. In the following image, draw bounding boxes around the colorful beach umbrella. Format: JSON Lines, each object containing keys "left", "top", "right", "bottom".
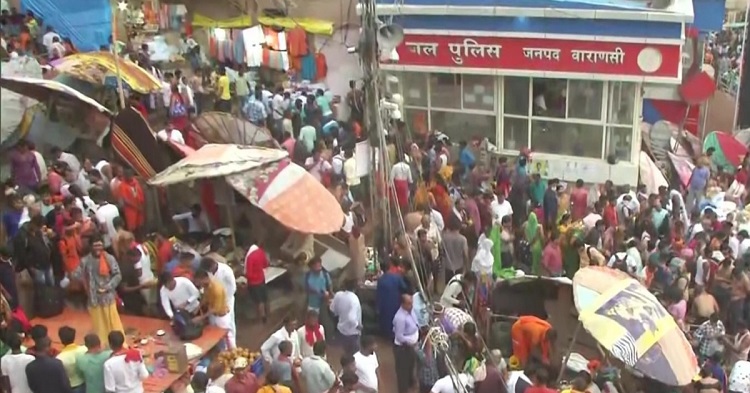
{"left": 50, "top": 52, "right": 161, "bottom": 94}
{"left": 572, "top": 267, "right": 697, "bottom": 386}
{"left": 704, "top": 131, "right": 748, "bottom": 173}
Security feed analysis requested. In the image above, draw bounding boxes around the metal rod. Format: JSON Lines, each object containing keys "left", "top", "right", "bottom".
{"left": 111, "top": 9, "right": 127, "bottom": 110}
{"left": 557, "top": 321, "right": 583, "bottom": 384}
{"left": 732, "top": 2, "right": 750, "bottom": 130}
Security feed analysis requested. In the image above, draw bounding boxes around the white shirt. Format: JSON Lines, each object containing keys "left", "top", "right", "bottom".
{"left": 75, "top": 196, "right": 99, "bottom": 217}
{"left": 440, "top": 274, "right": 463, "bottom": 307}
{"left": 353, "top": 351, "right": 379, "bottom": 392}
{"left": 95, "top": 203, "right": 121, "bottom": 247}
{"left": 729, "top": 360, "right": 750, "bottom": 392}
{"left": 260, "top": 327, "right": 301, "bottom": 362}
{"left": 583, "top": 213, "right": 603, "bottom": 230}
{"left": 95, "top": 160, "right": 110, "bottom": 179}
{"left": 305, "top": 157, "right": 332, "bottom": 182}
{"left": 332, "top": 154, "right": 345, "bottom": 175}
{"left": 212, "top": 262, "right": 237, "bottom": 300}
{"left": 607, "top": 252, "right": 638, "bottom": 274}
{"left": 506, "top": 371, "right": 532, "bottom": 393}
{"left": 342, "top": 212, "right": 354, "bottom": 234}
{"left": 59, "top": 152, "right": 81, "bottom": 175}
{"left": 740, "top": 238, "right": 750, "bottom": 258}
{"left": 134, "top": 244, "right": 155, "bottom": 284}
{"left": 490, "top": 197, "right": 513, "bottom": 223}
{"left": 32, "top": 150, "right": 47, "bottom": 183}
{"left": 295, "top": 325, "right": 326, "bottom": 358}
{"left": 272, "top": 94, "right": 287, "bottom": 120}
{"left": 161, "top": 82, "right": 172, "bottom": 108}
{"left": 330, "top": 290, "right": 362, "bottom": 336}
{"left": 1, "top": 353, "right": 34, "bottom": 393}
{"left": 431, "top": 373, "right": 473, "bottom": 393}
{"left": 172, "top": 211, "right": 211, "bottom": 233}
{"left": 430, "top": 209, "right": 445, "bottom": 231}
{"left": 344, "top": 158, "right": 360, "bottom": 187}
{"left": 390, "top": 162, "right": 413, "bottom": 183}
{"left": 103, "top": 354, "right": 149, "bottom": 393}
{"left": 159, "top": 277, "right": 201, "bottom": 318}
{"left": 729, "top": 236, "right": 740, "bottom": 259}
{"left": 42, "top": 31, "right": 61, "bottom": 51}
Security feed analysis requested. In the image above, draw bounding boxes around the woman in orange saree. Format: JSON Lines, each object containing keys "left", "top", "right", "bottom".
{"left": 116, "top": 169, "right": 145, "bottom": 232}
{"left": 431, "top": 176, "right": 453, "bottom": 224}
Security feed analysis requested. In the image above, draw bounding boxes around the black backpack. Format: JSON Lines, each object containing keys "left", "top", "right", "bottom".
{"left": 172, "top": 309, "right": 204, "bottom": 341}
{"left": 34, "top": 285, "right": 64, "bottom": 318}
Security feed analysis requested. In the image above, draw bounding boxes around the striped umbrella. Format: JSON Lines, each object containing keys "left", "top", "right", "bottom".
{"left": 573, "top": 267, "right": 697, "bottom": 386}
{"left": 704, "top": 131, "right": 748, "bottom": 174}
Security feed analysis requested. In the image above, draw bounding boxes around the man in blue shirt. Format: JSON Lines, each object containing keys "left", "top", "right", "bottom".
{"left": 687, "top": 157, "right": 711, "bottom": 213}
{"left": 305, "top": 257, "right": 331, "bottom": 311}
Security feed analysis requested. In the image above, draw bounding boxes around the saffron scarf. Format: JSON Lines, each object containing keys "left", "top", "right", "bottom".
{"left": 304, "top": 324, "right": 324, "bottom": 346}
{"left": 98, "top": 252, "right": 111, "bottom": 276}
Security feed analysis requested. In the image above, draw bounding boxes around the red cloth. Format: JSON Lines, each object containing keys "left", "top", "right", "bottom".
{"left": 570, "top": 188, "right": 588, "bottom": 221}
{"left": 245, "top": 246, "right": 268, "bottom": 286}
{"left": 112, "top": 349, "right": 143, "bottom": 363}
{"left": 304, "top": 324, "right": 324, "bottom": 346}
{"left": 157, "top": 240, "right": 173, "bottom": 272}
{"left": 603, "top": 205, "right": 618, "bottom": 228}
{"left": 736, "top": 167, "right": 749, "bottom": 185}
{"left": 200, "top": 181, "right": 221, "bottom": 228}
{"left": 392, "top": 179, "right": 409, "bottom": 209}
{"left": 524, "top": 388, "right": 557, "bottom": 393}
{"left": 714, "top": 131, "right": 749, "bottom": 168}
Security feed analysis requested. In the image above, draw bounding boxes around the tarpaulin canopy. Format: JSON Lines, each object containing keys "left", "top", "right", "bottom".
{"left": 573, "top": 267, "right": 698, "bottom": 386}
{"left": 0, "top": 75, "right": 111, "bottom": 114}
{"left": 192, "top": 13, "right": 334, "bottom": 35}
{"left": 190, "top": 112, "right": 279, "bottom": 148}
{"left": 21, "top": 0, "right": 112, "bottom": 51}
{"left": 1, "top": 57, "right": 43, "bottom": 146}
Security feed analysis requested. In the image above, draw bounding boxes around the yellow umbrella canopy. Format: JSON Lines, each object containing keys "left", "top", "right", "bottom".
{"left": 50, "top": 52, "right": 162, "bottom": 94}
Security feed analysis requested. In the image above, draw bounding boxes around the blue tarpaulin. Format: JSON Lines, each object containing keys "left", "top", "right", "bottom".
{"left": 21, "top": 0, "right": 112, "bottom": 52}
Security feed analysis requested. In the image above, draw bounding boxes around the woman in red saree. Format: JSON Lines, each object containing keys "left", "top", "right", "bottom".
{"left": 116, "top": 169, "right": 145, "bottom": 232}
{"left": 168, "top": 85, "right": 189, "bottom": 136}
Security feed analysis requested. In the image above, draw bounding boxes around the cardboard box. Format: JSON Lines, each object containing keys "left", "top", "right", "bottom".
{"left": 156, "top": 344, "right": 188, "bottom": 374}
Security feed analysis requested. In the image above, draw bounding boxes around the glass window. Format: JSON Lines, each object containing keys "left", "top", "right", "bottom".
{"left": 503, "top": 117, "right": 529, "bottom": 151}
{"left": 461, "top": 75, "right": 495, "bottom": 111}
{"left": 430, "top": 73, "right": 461, "bottom": 109}
{"left": 531, "top": 120, "right": 604, "bottom": 158}
{"left": 431, "top": 111, "right": 496, "bottom": 143}
{"left": 400, "top": 72, "right": 429, "bottom": 107}
{"left": 567, "top": 80, "right": 603, "bottom": 120}
{"left": 504, "top": 77, "right": 530, "bottom": 116}
{"left": 606, "top": 126, "right": 633, "bottom": 162}
{"left": 404, "top": 108, "right": 429, "bottom": 136}
{"left": 608, "top": 82, "right": 636, "bottom": 125}
{"left": 531, "top": 78, "right": 567, "bottom": 118}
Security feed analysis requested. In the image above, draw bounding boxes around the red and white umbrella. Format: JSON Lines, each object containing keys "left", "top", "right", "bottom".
{"left": 226, "top": 158, "right": 345, "bottom": 234}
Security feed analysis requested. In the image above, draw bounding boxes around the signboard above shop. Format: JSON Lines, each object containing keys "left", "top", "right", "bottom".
{"left": 387, "top": 34, "right": 683, "bottom": 82}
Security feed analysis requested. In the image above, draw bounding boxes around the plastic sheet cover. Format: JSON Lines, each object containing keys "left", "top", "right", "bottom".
{"left": 1, "top": 56, "right": 42, "bottom": 146}
{"left": 21, "top": 0, "right": 112, "bottom": 52}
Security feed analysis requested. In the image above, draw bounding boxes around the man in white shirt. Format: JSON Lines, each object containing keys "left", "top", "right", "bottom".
{"left": 42, "top": 26, "right": 60, "bottom": 53}
{"left": 300, "top": 341, "right": 336, "bottom": 393}
{"left": 431, "top": 372, "right": 474, "bottom": 393}
{"left": 490, "top": 192, "right": 513, "bottom": 224}
{"left": 330, "top": 279, "right": 362, "bottom": 355}
{"left": 1, "top": 333, "right": 34, "bottom": 393}
{"left": 159, "top": 272, "right": 201, "bottom": 319}
{"left": 353, "top": 336, "right": 379, "bottom": 393}
{"left": 200, "top": 256, "right": 237, "bottom": 348}
{"left": 271, "top": 88, "right": 289, "bottom": 132}
{"left": 131, "top": 247, "right": 157, "bottom": 310}
{"left": 440, "top": 272, "right": 476, "bottom": 308}
{"left": 305, "top": 149, "right": 333, "bottom": 183}
{"left": 103, "top": 331, "right": 149, "bottom": 393}
{"left": 171, "top": 204, "right": 211, "bottom": 236}
{"left": 738, "top": 230, "right": 750, "bottom": 259}
{"left": 343, "top": 150, "right": 361, "bottom": 200}
{"left": 260, "top": 317, "right": 300, "bottom": 363}
{"left": 93, "top": 193, "right": 121, "bottom": 248}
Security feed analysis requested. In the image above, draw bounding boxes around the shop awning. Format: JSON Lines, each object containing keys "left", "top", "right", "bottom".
{"left": 192, "top": 13, "right": 334, "bottom": 35}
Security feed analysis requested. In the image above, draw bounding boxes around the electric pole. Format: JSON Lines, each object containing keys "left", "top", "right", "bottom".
{"left": 360, "top": 0, "right": 391, "bottom": 246}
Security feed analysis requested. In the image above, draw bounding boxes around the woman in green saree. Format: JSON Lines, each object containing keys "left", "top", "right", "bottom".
{"left": 523, "top": 212, "right": 544, "bottom": 275}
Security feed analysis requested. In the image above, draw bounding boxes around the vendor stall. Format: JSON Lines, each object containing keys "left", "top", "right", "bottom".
{"left": 30, "top": 309, "right": 227, "bottom": 393}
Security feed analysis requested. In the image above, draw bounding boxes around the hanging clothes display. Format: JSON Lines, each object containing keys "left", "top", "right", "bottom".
{"left": 314, "top": 53, "right": 327, "bottom": 81}
{"left": 261, "top": 28, "right": 290, "bottom": 71}
{"left": 243, "top": 27, "right": 265, "bottom": 67}
{"left": 300, "top": 53, "right": 317, "bottom": 82}
{"left": 286, "top": 27, "right": 309, "bottom": 58}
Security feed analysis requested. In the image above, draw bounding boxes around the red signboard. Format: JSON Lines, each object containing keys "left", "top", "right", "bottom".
{"left": 393, "top": 34, "right": 682, "bottom": 78}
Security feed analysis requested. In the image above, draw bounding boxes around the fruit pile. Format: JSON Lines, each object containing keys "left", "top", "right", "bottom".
{"left": 216, "top": 348, "right": 261, "bottom": 373}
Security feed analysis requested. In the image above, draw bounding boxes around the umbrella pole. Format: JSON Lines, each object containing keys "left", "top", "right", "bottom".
{"left": 556, "top": 321, "right": 582, "bottom": 384}
{"left": 111, "top": 9, "right": 126, "bottom": 109}
{"left": 226, "top": 204, "right": 238, "bottom": 261}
